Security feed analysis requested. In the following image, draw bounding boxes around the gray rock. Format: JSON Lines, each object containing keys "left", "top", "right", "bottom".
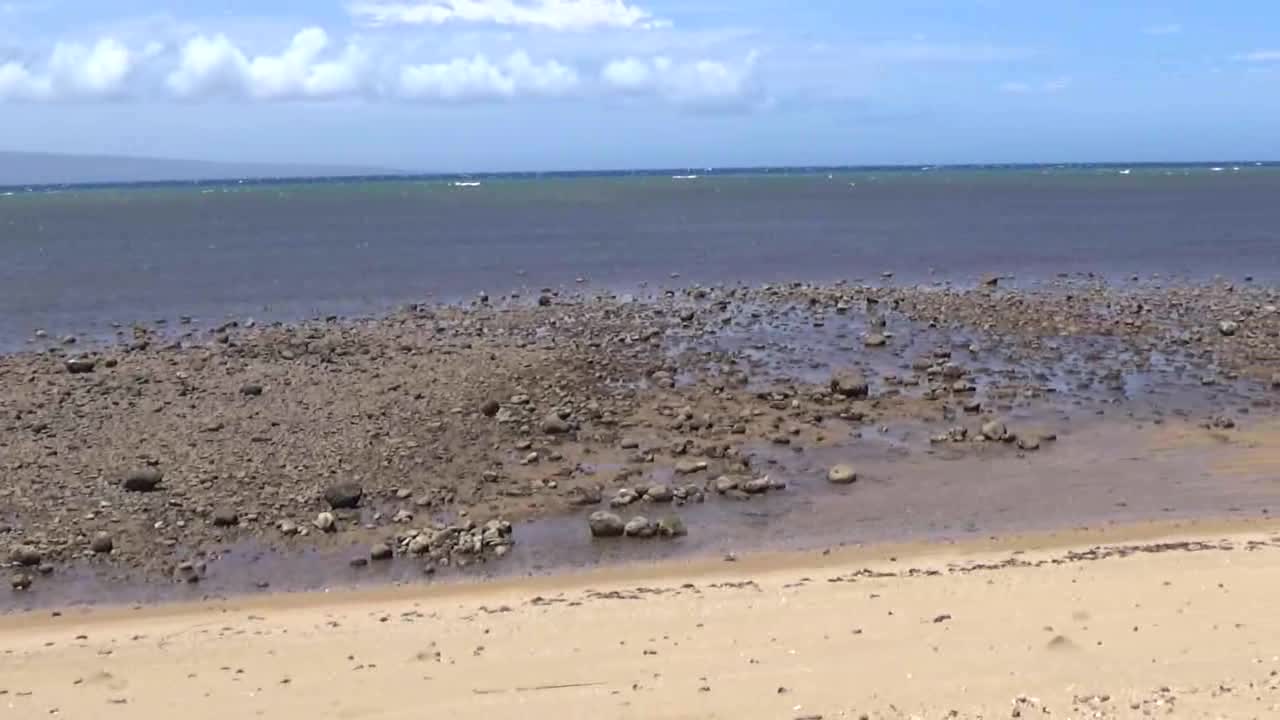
{"left": 588, "top": 511, "right": 625, "bottom": 538}
{"left": 624, "top": 516, "right": 657, "bottom": 538}
{"left": 323, "top": 482, "right": 363, "bottom": 509}
{"left": 831, "top": 372, "right": 869, "bottom": 398}
{"left": 370, "top": 543, "right": 393, "bottom": 561}
{"left": 827, "top": 464, "right": 857, "bottom": 485}
{"left": 65, "top": 357, "right": 97, "bottom": 374}
{"left": 211, "top": 508, "right": 239, "bottom": 527}
{"left": 122, "top": 468, "right": 163, "bottom": 492}
{"left": 610, "top": 488, "right": 639, "bottom": 508}
{"left": 657, "top": 516, "right": 688, "bottom": 538}
{"left": 314, "top": 512, "right": 336, "bottom": 532}
{"left": 645, "top": 485, "right": 674, "bottom": 503}
{"left": 713, "top": 475, "right": 740, "bottom": 494}
{"left": 10, "top": 573, "right": 32, "bottom": 591}
{"left": 1016, "top": 435, "right": 1042, "bottom": 451}
{"left": 540, "top": 413, "right": 572, "bottom": 435}
{"left": 90, "top": 532, "right": 114, "bottom": 554}
{"left": 742, "top": 477, "right": 773, "bottom": 494}
{"left": 864, "top": 333, "right": 888, "bottom": 348}
{"left": 408, "top": 534, "right": 432, "bottom": 555}
{"left": 1218, "top": 320, "right": 1239, "bottom": 336}
{"left": 675, "top": 459, "right": 708, "bottom": 475}
{"left": 480, "top": 399, "right": 501, "bottom": 417}
{"left": 567, "top": 485, "right": 603, "bottom": 506}
{"left": 981, "top": 420, "right": 1008, "bottom": 442}
{"left": 278, "top": 520, "right": 300, "bottom": 536}
{"left": 9, "top": 545, "right": 41, "bottom": 567}
{"left": 239, "top": 383, "right": 264, "bottom": 397}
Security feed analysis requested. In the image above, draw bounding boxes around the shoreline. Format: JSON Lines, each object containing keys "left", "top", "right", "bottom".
{"left": 3, "top": 519, "right": 1278, "bottom": 719}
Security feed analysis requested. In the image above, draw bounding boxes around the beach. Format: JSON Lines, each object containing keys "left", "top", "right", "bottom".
{"left": 3, "top": 520, "right": 1279, "bottom": 719}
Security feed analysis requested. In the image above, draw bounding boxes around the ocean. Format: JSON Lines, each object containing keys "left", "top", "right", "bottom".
{"left": 2, "top": 164, "right": 1278, "bottom": 347}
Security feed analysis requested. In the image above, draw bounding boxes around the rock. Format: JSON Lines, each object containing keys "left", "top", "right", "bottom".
{"left": 65, "top": 357, "right": 97, "bottom": 374}
{"left": 610, "top": 488, "right": 639, "bottom": 507}
{"left": 566, "top": 485, "right": 602, "bottom": 506}
{"left": 10, "top": 573, "right": 32, "bottom": 591}
{"left": 211, "top": 508, "right": 239, "bottom": 527}
{"left": 370, "top": 543, "right": 393, "bottom": 561}
{"left": 864, "top": 333, "right": 888, "bottom": 348}
{"left": 1218, "top": 320, "right": 1239, "bottom": 336}
{"left": 392, "top": 508, "right": 414, "bottom": 524}
{"left": 620, "top": 438, "right": 640, "bottom": 449}
{"left": 831, "top": 372, "right": 869, "bottom": 398}
{"left": 982, "top": 273, "right": 1000, "bottom": 287}
{"left": 588, "top": 511, "right": 625, "bottom": 538}
{"left": 1211, "top": 415, "right": 1236, "bottom": 430}
{"left": 239, "top": 383, "right": 264, "bottom": 397}
{"left": 742, "top": 477, "right": 773, "bottom": 494}
{"left": 323, "top": 482, "right": 363, "bottom": 509}
{"left": 657, "top": 516, "right": 688, "bottom": 538}
{"left": 89, "top": 532, "right": 114, "bottom": 554}
{"left": 674, "top": 459, "right": 708, "bottom": 475}
{"left": 1272, "top": 373, "right": 1280, "bottom": 389}
{"left": 9, "top": 545, "right": 41, "bottom": 567}
{"left": 314, "top": 512, "right": 336, "bottom": 532}
{"left": 408, "top": 534, "right": 432, "bottom": 555}
{"left": 645, "top": 485, "right": 674, "bottom": 502}
{"left": 1017, "top": 435, "right": 1042, "bottom": 451}
{"left": 540, "top": 413, "right": 572, "bottom": 435}
{"left": 713, "top": 476, "right": 740, "bottom": 494}
{"left": 480, "top": 399, "right": 501, "bottom": 417}
{"left": 122, "top": 468, "right": 163, "bottom": 492}
{"left": 963, "top": 399, "right": 982, "bottom": 413}
{"left": 278, "top": 520, "right": 300, "bottom": 536}
{"left": 827, "top": 464, "right": 857, "bottom": 485}
{"left": 980, "top": 420, "right": 1008, "bottom": 442}
{"left": 624, "top": 516, "right": 656, "bottom": 538}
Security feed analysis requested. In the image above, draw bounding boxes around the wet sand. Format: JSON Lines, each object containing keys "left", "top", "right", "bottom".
{"left": 2, "top": 520, "right": 1278, "bottom": 719}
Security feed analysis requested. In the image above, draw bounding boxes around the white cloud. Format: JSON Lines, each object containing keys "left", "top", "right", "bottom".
{"left": 1000, "top": 77, "right": 1071, "bottom": 94}
{"left": 168, "top": 28, "right": 368, "bottom": 100}
{"left": 349, "top": 0, "right": 667, "bottom": 30}
{"left": 601, "top": 53, "right": 759, "bottom": 108}
{"left": 1234, "top": 50, "right": 1280, "bottom": 63}
{"left": 1142, "top": 23, "right": 1182, "bottom": 36}
{"left": 0, "top": 38, "right": 135, "bottom": 101}
{"left": 398, "top": 51, "right": 578, "bottom": 100}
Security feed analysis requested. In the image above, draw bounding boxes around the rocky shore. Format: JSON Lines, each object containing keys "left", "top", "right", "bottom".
{"left": 3, "top": 276, "right": 1279, "bottom": 596}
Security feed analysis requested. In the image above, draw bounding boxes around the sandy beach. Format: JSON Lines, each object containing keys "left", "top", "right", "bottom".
{"left": 3, "top": 519, "right": 1279, "bottom": 719}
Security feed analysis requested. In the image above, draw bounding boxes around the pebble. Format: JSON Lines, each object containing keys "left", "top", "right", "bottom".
{"left": 827, "top": 464, "right": 858, "bottom": 485}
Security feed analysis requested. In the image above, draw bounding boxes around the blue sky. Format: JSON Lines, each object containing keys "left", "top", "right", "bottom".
{"left": 1, "top": 0, "right": 1277, "bottom": 171}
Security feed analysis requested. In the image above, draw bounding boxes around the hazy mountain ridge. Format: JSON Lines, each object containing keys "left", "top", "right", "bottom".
{"left": 0, "top": 151, "right": 405, "bottom": 186}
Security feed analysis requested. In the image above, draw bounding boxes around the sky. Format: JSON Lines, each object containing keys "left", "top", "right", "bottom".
{"left": 0, "top": 0, "right": 1278, "bottom": 171}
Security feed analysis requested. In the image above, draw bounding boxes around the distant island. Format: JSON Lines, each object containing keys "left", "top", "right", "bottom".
{"left": 0, "top": 150, "right": 405, "bottom": 187}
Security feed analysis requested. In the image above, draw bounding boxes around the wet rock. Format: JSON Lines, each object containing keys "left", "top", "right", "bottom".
{"left": 675, "top": 459, "right": 709, "bottom": 475}
{"left": 624, "top": 516, "right": 657, "bottom": 538}
{"left": 89, "top": 532, "right": 114, "bottom": 554}
{"left": 610, "top": 488, "right": 639, "bottom": 507}
{"left": 323, "top": 482, "right": 363, "bottom": 509}
{"left": 239, "top": 383, "right": 264, "bottom": 397}
{"left": 657, "top": 516, "right": 688, "bottom": 538}
{"left": 589, "top": 511, "right": 625, "bottom": 538}
{"left": 645, "top": 485, "right": 674, "bottom": 502}
{"left": 211, "top": 508, "right": 239, "bottom": 527}
{"left": 65, "top": 357, "right": 97, "bottom": 374}
{"left": 314, "top": 512, "right": 336, "bottom": 532}
{"left": 864, "top": 333, "right": 888, "bottom": 348}
{"left": 827, "top": 464, "right": 857, "bottom": 485}
{"left": 981, "top": 420, "right": 1009, "bottom": 442}
{"left": 540, "top": 413, "right": 572, "bottom": 435}
{"left": 9, "top": 545, "right": 41, "bottom": 567}
{"left": 10, "top": 573, "right": 32, "bottom": 591}
{"left": 370, "top": 543, "right": 393, "bottom": 561}
{"left": 122, "top": 468, "right": 163, "bottom": 492}
{"left": 831, "top": 372, "right": 869, "bottom": 398}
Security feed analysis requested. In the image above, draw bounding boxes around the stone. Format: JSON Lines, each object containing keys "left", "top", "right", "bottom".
{"left": 567, "top": 485, "right": 603, "bottom": 506}
{"left": 1218, "top": 320, "right": 1239, "bottom": 336}
{"left": 480, "top": 399, "right": 501, "bottom": 417}
{"left": 408, "top": 534, "right": 431, "bottom": 555}
{"left": 981, "top": 420, "right": 1008, "bottom": 442}
{"left": 211, "top": 508, "right": 239, "bottom": 527}
{"left": 1272, "top": 373, "right": 1280, "bottom": 389}
{"left": 610, "top": 488, "right": 639, "bottom": 507}
{"left": 122, "top": 468, "right": 163, "bottom": 492}
{"left": 392, "top": 509, "right": 414, "bottom": 524}
{"left": 314, "top": 512, "right": 336, "bottom": 532}
{"left": 588, "top": 511, "right": 625, "bottom": 538}
{"left": 239, "top": 383, "right": 264, "bottom": 397}
{"left": 278, "top": 520, "right": 300, "bottom": 536}
{"left": 370, "top": 543, "right": 393, "bottom": 561}
{"left": 620, "top": 438, "right": 640, "bottom": 449}
{"left": 89, "top": 532, "right": 114, "bottom": 554}
{"left": 657, "top": 516, "right": 688, "bottom": 538}
{"left": 831, "top": 372, "right": 869, "bottom": 398}
{"left": 864, "top": 333, "right": 888, "bottom": 348}
{"left": 540, "top": 413, "right": 572, "bottom": 435}
{"left": 645, "top": 485, "right": 674, "bottom": 502}
{"left": 10, "top": 573, "right": 32, "bottom": 591}
{"left": 323, "top": 482, "right": 363, "bottom": 509}
{"left": 65, "top": 357, "right": 97, "bottom": 374}
{"left": 827, "top": 464, "right": 857, "bottom": 485}
{"left": 675, "top": 459, "right": 708, "bottom": 475}
{"left": 624, "top": 516, "right": 657, "bottom": 538}
{"left": 1017, "top": 435, "right": 1042, "bottom": 451}
{"left": 713, "top": 475, "right": 740, "bottom": 494}
{"left": 9, "top": 545, "right": 41, "bottom": 567}
{"left": 742, "top": 477, "right": 773, "bottom": 494}
{"left": 963, "top": 399, "right": 982, "bottom": 413}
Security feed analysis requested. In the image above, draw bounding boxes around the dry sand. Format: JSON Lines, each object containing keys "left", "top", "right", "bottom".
{"left": 3, "top": 519, "right": 1279, "bottom": 719}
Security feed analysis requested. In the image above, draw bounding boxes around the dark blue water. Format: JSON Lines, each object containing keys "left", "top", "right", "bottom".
{"left": 2, "top": 164, "right": 1278, "bottom": 348}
